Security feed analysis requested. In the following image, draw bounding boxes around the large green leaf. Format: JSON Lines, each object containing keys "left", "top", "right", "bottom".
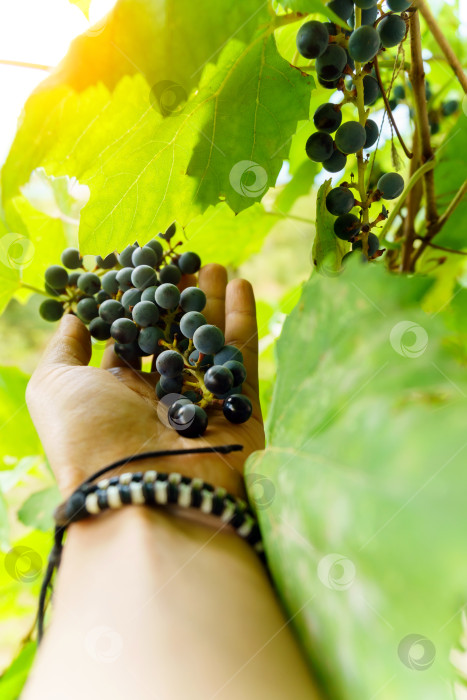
{"left": 0, "top": 642, "right": 36, "bottom": 699}
{"left": 0, "top": 367, "right": 40, "bottom": 465}
{"left": 246, "top": 262, "right": 467, "bottom": 700}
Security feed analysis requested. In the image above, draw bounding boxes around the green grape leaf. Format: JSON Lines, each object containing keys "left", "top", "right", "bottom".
{"left": 247, "top": 262, "right": 467, "bottom": 700}
{"left": 277, "top": 0, "right": 351, "bottom": 29}
{"left": 18, "top": 486, "right": 61, "bottom": 532}
{"left": 0, "top": 367, "right": 41, "bottom": 465}
{"left": 311, "top": 179, "right": 348, "bottom": 274}
{"left": 0, "top": 488, "right": 9, "bottom": 550}
{"left": 0, "top": 642, "right": 36, "bottom": 698}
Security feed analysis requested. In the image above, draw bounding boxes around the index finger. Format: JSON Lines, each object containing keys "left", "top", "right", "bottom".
{"left": 224, "top": 279, "right": 258, "bottom": 396}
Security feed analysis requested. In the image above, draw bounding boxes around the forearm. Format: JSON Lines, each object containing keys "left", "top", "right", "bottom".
{"left": 23, "top": 503, "right": 320, "bottom": 700}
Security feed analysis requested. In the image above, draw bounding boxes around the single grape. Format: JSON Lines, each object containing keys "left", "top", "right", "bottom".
{"left": 138, "top": 326, "right": 165, "bottom": 354}
{"left": 350, "top": 5, "right": 378, "bottom": 26}
{"left": 377, "top": 14, "right": 406, "bottom": 48}
{"left": 61, "top": 248, "right": 82, "bottom": 269}
{"left": 160, "top": 375, "right": 184, "bottom": 393}
{"left": 99, "top": 299, "right": 125, "bottom": 324}
{"left": 316, "top": 45, "right": 347, "bottom": 80}
{"left": 45, "top": 265, "right": 69, "bottom": 289}
{"left": 156, "top": 350, "right": 184, "bottom": 377}
{"left": 102, "top": 270, "right": 119, "bottom": 295}
{"left": 116, "top": 267, "right": 133, "bottom": 292}
{"left": 76, "top": 297, "right": 99, "bottom": 323}
{"left": 324, "top": 21, "right": 338, "bottom": 36}
{"left": 118, "top": 244, "right": 137, "bottom": 268}
{"left": 352, "top": 232, "right": 380, "bottom": 256}
{"left": 39, "top": 299, "right": 64, "bottom": 322}
{"left": 121, "top": 288, "right": 142, "bottom": 312}
{"left": 132, "top": 300, "right": 159, "bottom": 327}
{"left": 131, "top": 265, "right": 157, "bottom": 290}
{"left": 326, "top": 0, "right": 354, "bottom": 21}
{"left": 318, "top": 75, "right": 341, "bottom": 90}
{"left": 67, "top": 272, "right": 81, "bottom": 287}
{"left": 96, "top": 252, "right": 118, "bottom": 269}
{"left": 159, "top": 222, "right": 176, "bottom": 241}
{"left": 89, "top": 317, "right": 111, "bottom": 340}
{"left": 180, "top": 287, "right": 206, "bottom": 312}
{"left": 377, "top": 172, "right": 404, "bottom": 199}
{"left": 223, "top": 395, "right": 252, "bottom": 425}
{"left": 335, "top": 121, "right": 367, "bottom": 154}
{"left": 354, "top": 0, "right": 377, "bottom": 8}
{"left": 110, "top": 318, "right": 138, "bottom": 344}
{"left": 193, "top": 325, "right": 225, "bottom": 355}
{"left": 213, "top": 345, "right": 244, "bottom": 365}
{"left": 363, "top": 75, "right": 381, "bottom": 105}
{"left": 215, "top": 384, "right": 243, "bottom": 400}
{"left": 305, "top": 132, "right": 334, "bottom": 162}
{"left": 180, "top": 311, "right": 206, "bottom": 339}
{"left": 326, "top": 187, "right": 355, "bottom": 216}
{"left": 204, "top": 366, "right": 234, "bottom": 395}
{"left": 177, "top": 252, "right": 201, "bottom": 275}
{"left": 159, "top": 264, "right": 182, "bottom": 285}
{"left": 388, "top": 97, "right": 398, "bottom": 111}
{"left": 348, "top": 25, "right": 380, "bottom": 62}
{"left": 442, "top": 100, "right": 459, "bottom": 116}
{"left": 393, "top": 85, "right": 406, "bottom": 100}
{"left": 156, "top": 381, "right": 167, "bottom": 399}
{"left": 78, "top": 272, "right": 101, "bottom": 295}
{"left": 188, "top": 350, "right": 213, "bottom": 368}
{"left": 132, "top": 246, "right": 158, "bottom": 268}
{"left": 364, "top": 119, "right": 379, "bottom": 148}
{"left": 313, "top": 103, "right": 342, "bottom": 134}
{"left": 296, "top": 20, "right": 329, "bottom": 59}
{"left": 322, "top": 149, "right": 347, "bottom": 173}
{"left": 141, "top": 285, "right": 159, "bottom": 303}
{"left": 334, "top": 213, "right": 362, "bottom": 240}
{"left": 170, "top": 403, "right": 208, "bottom": 438}
{"left": 114, "top": 341, "right": 142, "bottom": 363}
{"left": 155, "top": 283, "right": 180, "bottom": 309}
{"left": 387, "top": 0, "right": 412, "bottom": 10}
{"left": 96, "top": 290, "right": 111, "bottom": 304}
{"left": 223, "top": 360, "right": 247, "bottom": 387}
{"left": 145, "top": 238, "right": 164, "bottom": 261}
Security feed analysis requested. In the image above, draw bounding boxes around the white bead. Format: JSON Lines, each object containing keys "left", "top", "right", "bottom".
{"left": 85, "top": 492, "right": 100, "bottom": 515}
{"left": 130, "top": 481, "right": 145, "bottom": 505}
{"left": 220, "top": 501, "right": 236, "bottom": 523}
{"left": 107, "top": 485, "right": 122, "bottom": 509}
{"left": 119, "top": 473, "right": 133, "bottom": 485}
{"left": 143, "top": 470, "right": 157, "bottom": 482}
{"left": 178, "top": 483, "right": 191, "bottom": 508}
{"left": 237, "top": 515, "right": 253, "bottom": 537}
{"left": 155, "top": 480, "right": 168, "bottom": 504}
{"left": 200, "top": 490, "right": 213, "bottom": 514}
{"left": 97, "top": 478, "right": 109, "bottom": 490}
{"left": 191, "top": 478, "right": 204, "bottom": 490}
{"left": 168, "top": 473, "right": 182, "bottom": 484}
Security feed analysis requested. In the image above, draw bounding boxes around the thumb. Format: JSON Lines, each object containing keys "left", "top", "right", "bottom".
{"left": 38, "top": 313, "right": 92, "bottom": 371}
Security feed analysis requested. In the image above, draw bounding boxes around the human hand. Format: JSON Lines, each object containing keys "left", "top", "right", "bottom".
{"left": 26, "top": 264, "right": 264, "bottom": 501}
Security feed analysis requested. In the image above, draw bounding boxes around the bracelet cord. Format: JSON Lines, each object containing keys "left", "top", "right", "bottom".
{"left": 37, "top": 444, "right": 267, "bottom": 643}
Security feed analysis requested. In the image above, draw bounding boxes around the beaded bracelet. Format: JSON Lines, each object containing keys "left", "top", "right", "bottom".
{"left": 37, "top": 444, "right": 266, "bottom": 643}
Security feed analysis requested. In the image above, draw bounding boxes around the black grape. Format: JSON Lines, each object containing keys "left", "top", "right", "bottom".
{"left": 180, "top": 311, "right": 206, "bottom": 338}
{"left": 324, "top": 21, "right": 338, "bottom": 35}
{"left": 193, "top": 325, "right": 225, "bottom": 355}
{"left": 67, "top": 272, "right": 81, "bottom": 288}
{"left": 326, "top": 0, "right": 354, "bottom": 21}
{"left": 45, "top": 265, "right": 68, "bottom": 290}
{"left": 180, "top": 287, "right": 206, "bottom": 312}
{"left": 99, "top": 299, "right": 125, "bottom": 324}
{"left": 223, "top": 395, "right": 252, "bottom": 425}
{"left": 160, "top": 375, "right": 184, "bottom": 393}
{"left": 188, "top": 350, "right": 213, "bottom": 368}
{"left": 318, "top": 75, "right": 341, "bottom": 90}
{"left": 349, "top": 5, "right": 378, "bottom": 26}
{"left": 96, "top": 290, "right": 111, "bottom": 304}
{"left": 39, "top": 299, "right": 64, "bottom": 322}
{"left": 306, "top": 132, "right": 334, "bottom": 162}
{"left": 61, "top": 248, "right": 82, "bottom": 269}
{"left": 131, "top": 265, "right": 157, "bottom": 290}
{"left": 377, "top": 15, "right": 406, "bottom": 48}
{"left": 121, "top": 288, "right": 142, "bottom": 312}
{"left": 326, "top": 187, "right": 355, "bottom": 216}
{"left": 159, "top": 264, "right": 182, "bottom": 285}
{"left": 335, "top": 121, "right": 367, "bottom": 154}
{"left": 352, "top": 232, "right": 380, "bottom": 256}
{"left": 442, "top": 100, "right": 459, "bottom": 116}
{"left": 204, "top": 366, "right": 234, "bottom": 395}
{"left": 213, "top": 345, "right": 243, "bottom": 364}
{"left": 96, "top": 252, "right": 118, "bottom": 269}
{"left": 223, "top": 360, "right": 247, "bottom": 386}
{"left": 89, "top": 317, "right": 111, "bottom": 340}
{"left": 156, "top": 350, "right": 184, "bottom": 377}
{"left": 177, "top": 251, "right": 201, "bottom": 274}
{"left": 316, "top": 45, "right": 347, "bottom": 80}
{"left": 354, "top": 0, "right": 377, "bottom": 7}
{"left": 348, "top": 25, "right": 380, "bottom": 62}
{"left": 77, "top": 272, "right": 101, "bottom": 295}
{"left": 141, "top": 285, "right": 159, "bottom": 303}
{"left": 322, "top": 149, "right": 347, "bottom": 172}
{"left": 138, "top": 326, "right": 165, "bottom": 354}
{"left": 102, "top": 270, "right": 119, "bottom": 295}
{"left": 313, "top": 103, "right": 342, "bottom": 133}
{"left": 116, "top": 267, "right": 134, "bottom": 292}
{"left": 334, "top": 213, "right": 362, "bottom": 240}
{"left": 377, "top": 172, "right": 404, "bottom": 199}
{"left": 182, "top": 391, "right": 200, "bottom": 403}
{"left": 363, "top": 75, "right": 381, "bottom": 105}
{"left": 132, "top": 301, "right": 159, "bottom": 327}
{"left": 393, "top": 85, "right": 406, "bottom": 100}
{"left": 114, "top": 341, "right": 142, "bottom": 363}
{"left": 170, "top": 403, "right": 208, "bottom": 438}
{"left": 387, "top": 0, "right": 412, "bottom": 11}
{"left": 364, "top": 119, "right": 379, "bottom": 148}
{"left": 118, "top": 244, "right": 137, "bottom": 268}
{"left": 132, "top": 246, "right": 158, "bottom": 268}
{"left": 155, "top": 283, "right": 180, "bottom": 309}
{"left": 76, "top": 297, "right": 99, "bottom": 323}
{"left": 110, "top": 318, "right": 138, "bottom": 344}
{"left": 296, "top": 20, "right": 329, "bottom": 59}
{"left": 145, "top": 238, "right": 164, "bottom": 261}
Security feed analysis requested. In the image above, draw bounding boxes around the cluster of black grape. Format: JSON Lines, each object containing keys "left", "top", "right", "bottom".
{"left": 388, "top": 80, "right": 460, "bottom": 134}
{"left": 38, "top": 224, "right": 252, "bottom": 438}
{"left": 296, "top": 0, "right": 413, "bottom": 260}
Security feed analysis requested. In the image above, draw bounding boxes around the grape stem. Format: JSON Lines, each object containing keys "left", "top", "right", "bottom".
{"left": 353, "top": 7, "right": 370, "bottom": 255}
{"left": 19, "top": 283, "right": 53, "bottom": 297}
{"left": 373, "top": 55, "right": 413, "bottom": 159}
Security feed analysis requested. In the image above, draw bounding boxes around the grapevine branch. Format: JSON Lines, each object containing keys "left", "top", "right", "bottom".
{"left": 416, "top": 0, "right": 467, "bottom": 93}
{"left": 373, "top": 55, "right": 413, "bottom": 159}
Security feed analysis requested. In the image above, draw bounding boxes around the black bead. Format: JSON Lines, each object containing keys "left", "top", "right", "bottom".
{"left": 211, "top": 493, "right": 226, "bottom": 516}
{"left": 191, "top": 487, "right": 203, "bottom": 508}
{"left": 246, "top": 522, "right": 262, "bottom": 546}
{"left": 142, "top": 482, "right": 156, "bottom": 505}
{"left": 156, "top": 472, "right": 168, "bottom": 481}
{"left": 119, "top": 484, "right": 132, "bottom": 505}
{"left": 97, "top": 489, "right": 109, "bottom": 510}
{"left": 230, "top": 505, "right": 247, "bottom": 530}
{"left": 167, "top": 482, "right": 179, "bottom": 503}
{"left": 65, "top": 491, "right": 87, "bottom": 522}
